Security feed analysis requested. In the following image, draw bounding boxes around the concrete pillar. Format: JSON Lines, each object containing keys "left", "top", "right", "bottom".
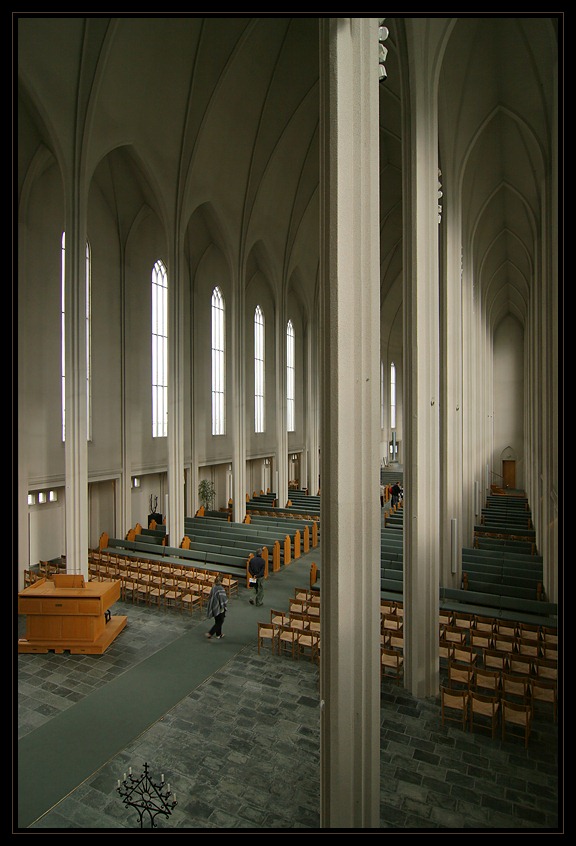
{"left": 63, "top": 206, "right": 89, "bottom": 578}
{"left": 319, "top": 17, "right": 381, "bottom": 829}
{"left": 402, "top": 19, "right": 448, "bottom": 698}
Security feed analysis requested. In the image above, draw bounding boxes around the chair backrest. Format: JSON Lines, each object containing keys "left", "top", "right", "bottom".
{"left": 453, "top": 644, "right": 476, "bottom": 664}
{"left": 474, "top": 667, "right": 501, "bottom": 694}
{"left": 483, "top": 648, "right": 508, "bottom": 671}
{"left": 502, "top": 672, "right": 530, "bottom": 699}
{"left": 441, "top": 686, "right": 469, "bottom": 727}
{"left": 501, "top": 698, "right": 533, "bottom": 746}
{"left": 448, "top": 661, "right": 474, "bottom": 688}
{"left": 534, "top": 657, "right": 558, "bottom": 680}
{"left": 444, "top": 626, "right": 467, "bottom": 644}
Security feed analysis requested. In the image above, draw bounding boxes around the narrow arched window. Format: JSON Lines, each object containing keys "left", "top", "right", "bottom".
{"left": 152, "top": 260, "right": 168, "bottom": 438}
{"left": 390, "top": 361, "right": 396, "bottom": 430}
{"left": 61, "top": 233, "right": 92, "bottom": 441}
{"left": 254, "top": 305, "right": 265, "bottom": 433}
{"left": 61, "top": 233, "right": 65, "bottom": 441}
{"left": 380, "top": 360, "right": 385, "bottom": 429}
{"left": 211, "top": 286, "right": 225, "bottom": 435}
{"left": 286, "top": 319, "right": 295, "bottom": 432}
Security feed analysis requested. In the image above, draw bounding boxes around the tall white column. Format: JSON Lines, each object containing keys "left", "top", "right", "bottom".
{"left": 63, "top": 198, "right": 89, "bottom": 578}
{"left": 402, "top": 19, "right": 446, "bottom": 698}
{"left": 167, "top": 247, "right": 185, "bottom": 547}
{"left": 319, "top": 18, "right": 381, "bottom": 829}
{"left": 231, "top": 271, "right": 246, "bottom": 522}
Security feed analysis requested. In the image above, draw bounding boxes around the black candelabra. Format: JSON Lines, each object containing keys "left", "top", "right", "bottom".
{"left": 116, "top": 762, "right": 177, "bottom": 828}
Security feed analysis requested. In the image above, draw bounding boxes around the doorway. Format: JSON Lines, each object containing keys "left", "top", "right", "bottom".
{"left": 502, "top": 460, "right": 516, "bottom": 489}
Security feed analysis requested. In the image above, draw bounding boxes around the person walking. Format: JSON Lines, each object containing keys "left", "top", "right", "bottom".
{"left": 205, "top": 574, "right": 228, "bottom": 639}
{"left": 249, "top": 548, "right": 266, "bottom": 606}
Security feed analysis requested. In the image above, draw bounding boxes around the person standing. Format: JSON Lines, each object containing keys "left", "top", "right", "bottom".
{"left": 205, "top": 574, "right": 228, "bottom": 639}
{"left": 249, "top": 548, "right": 266, "bottom": 606}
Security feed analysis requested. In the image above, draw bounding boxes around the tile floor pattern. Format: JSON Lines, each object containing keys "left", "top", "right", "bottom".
{"left": 17, "top": 597, "right": 561, "bottom": 830}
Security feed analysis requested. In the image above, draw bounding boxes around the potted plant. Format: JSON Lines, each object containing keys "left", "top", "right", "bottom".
{"left": 198, "top": 479, "right": 216, "bottom": 511}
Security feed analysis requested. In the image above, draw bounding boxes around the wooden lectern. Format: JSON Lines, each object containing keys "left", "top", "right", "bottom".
{"left": 18, "top": 576, "right": 127, "bottom": 654}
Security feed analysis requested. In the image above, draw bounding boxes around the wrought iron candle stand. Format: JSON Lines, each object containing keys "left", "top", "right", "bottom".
{"left": 116, "top": 762, "right": 177, "bottom": 828}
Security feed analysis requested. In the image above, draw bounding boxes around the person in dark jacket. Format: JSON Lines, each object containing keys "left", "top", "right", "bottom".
{"left": 205, "top": 574, "right": 228, "bottom": 639}
{"left": 248, "top": 548, "right": 266, "bottom": 606}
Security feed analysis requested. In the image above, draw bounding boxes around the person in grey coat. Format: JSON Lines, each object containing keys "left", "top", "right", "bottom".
{"left": 205, "top": 574, "right": 228, "bottom": 639}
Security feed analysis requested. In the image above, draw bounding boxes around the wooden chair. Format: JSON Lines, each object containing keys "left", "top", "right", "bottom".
{"left": 439, "top": 610, "right": 454, "bottom": 627}
{"left": 493, "top": 633, "right": 518, "bottom": 654}
{"left": 295, "top": 587, "right": 313, "bottom": 602}
{"left": 517, "top": 637, "right": 540, "bottom": 658}
{"left": 469, "top": 691, "right": 500, "bottom": 738}
{"left": 508, "top": 653, "right": 534, "bottom": 676}
{"left": 530, "top": 677, "right": 558, "bottom": 723}
{"left": 257, "top": 622, "right": 277, "bottom": 655}
{"left": 381, "top": 600, "right": 397, "bottom": 616}
{"left": 518, "top": 622, "right": 540, "bottom": 644}
{"left": 288, "top": 611, "right": 309, "bottom": 632}
{"left": 382, "top": 613, "right": 403, "bottom": 632}
{"left": 470, "top": 630, "right": 493, "bottom": 652}
{"left": 483, "top": 648, "right": 509, "bottom": 673}
{"left": 270, "top": 609, "right": 288, "bottom": 628}
{"left": 180, "top": 583, "right": 202, "bottom": 615}
{"left": 475, "top": 615, "right": 496, "bottom": 634}
{"left": 534, "top": 657, "right": 558, "bottom": 681}
{"left": 388, "top": 632, "right": 404, "bottom": 652}
{"left": 541, "top": 626, "right": 558, "bottom": 646}
{"left": 501, "top": 699, "right": 533, "bottom": 748}
{"left": 441, "top": 686, "right": 469, "bottom": 730}
{"left": 443, "top": 626, "right": 467, "bottom": 646}
{"left": 452, "top": 645, "right": 478, "bottom": 666}
{"left": 496, "top": 620, "right": 519, "bottom": 637}
{"left": 501, "top": 672, "right": 530, "bottom": 703}
{"left": 539, "top": 642, "right": 558, "bottom": 661}
{"left": 305, "top": 614, "right": 321, "bottom": 634}
{"left": 277, "top": 625, "right": 299, "bottom": 658}
{"left": 474, "top": 667, "right": 501, "bottom": 699}
{"left": 162, "top": 574, "right": 182, "bottom": 609}
{"left": 220, "top": 574, "right": 239, "bottom": 598}
{"left": 439, "top": 640, "right": 455, "bottom": 665}
{"left": 454, "top": 611, "right": 475, "bottom": 631}
{"left": 448, "top": 661, "right": 475, "bottom": 690}
{"left": 297, "top": 630, "right": 320, "bottom": 663}
{"left": 380, "top": 647, "right": 404, "bottom": 684}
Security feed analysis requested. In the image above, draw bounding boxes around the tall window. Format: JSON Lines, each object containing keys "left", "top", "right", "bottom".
{"left": 390, "top": 361, "right": 396, "bottom": 430}
{"left": 286, "top": 319, "right": 295, "bottom": 432}
{"left": 380, "top": 360, "right": 385, "bottom": 429}
{"left": 211, "top": 286, "right": 225, "bottom": 435}
{"left": 254, "top": 305, "right": 265, "bottom": 433}
{"left": 151, "top": 260, "right": 168, "bottom": 438}
{"left": 61, "top": 233, "right": 92, "bottom": 441}
{"left": 61, "top": 233, "right": 66, "bottom": 441}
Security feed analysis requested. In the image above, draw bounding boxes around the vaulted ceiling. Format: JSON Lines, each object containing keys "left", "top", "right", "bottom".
{"left": 18, "top": 16, "right": 558, "bottom": 338}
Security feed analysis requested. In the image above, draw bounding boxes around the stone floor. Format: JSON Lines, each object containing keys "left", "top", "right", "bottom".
{"left": 16, "top": 594, "right": 561, "bottom": 831}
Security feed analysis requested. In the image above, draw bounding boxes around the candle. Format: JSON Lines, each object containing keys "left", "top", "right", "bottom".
{"left": 123, "top": 773, "right": 126, "bottom": 781}
{"left": 161, "top": 773, "right": 165, "bottom": 783}
{"left": 167, "top": 783, "right": 171, "bottom": 793}
{"left": 117, "top": 779, "right": 120, "bottom": 788}
{"left": 173, "top": 794, "right": 176, "bottom": 803}
{"left": 128, "top": 767, "right": 132, "bottom": 775}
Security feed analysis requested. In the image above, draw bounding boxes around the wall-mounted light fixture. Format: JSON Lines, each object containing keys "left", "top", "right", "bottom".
{"left": 133, "top": 477, "right": 141, "bottom": 488}
{"left": 378, "top": 19, "right": 389, "bottom": 81}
